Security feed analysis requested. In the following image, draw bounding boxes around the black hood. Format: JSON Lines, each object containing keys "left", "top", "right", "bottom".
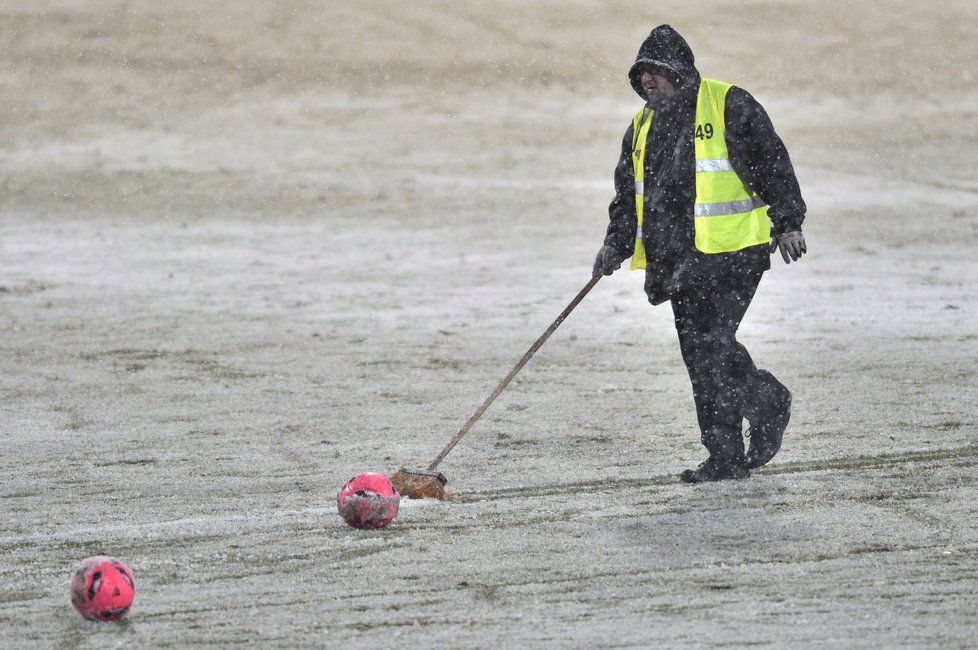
{"left": 628, "top": 24, "right": 697, "bottom": 99}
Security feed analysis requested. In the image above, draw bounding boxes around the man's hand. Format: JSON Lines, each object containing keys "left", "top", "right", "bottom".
{"left": 771, "top": 231, "right": 807, "bottom": 264}
{"left": 593, "top": 245, "right": 624, "bottom": 278}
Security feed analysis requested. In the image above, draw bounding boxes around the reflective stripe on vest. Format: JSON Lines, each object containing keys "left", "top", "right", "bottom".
{"left": 629, "top": 78, "right": 771, "bottom": 270}
{"left": 695, "top": 195, "right": 765, "bottom": 217}
{"left": 695, "top": 158, "right": 733, "bottom": 172}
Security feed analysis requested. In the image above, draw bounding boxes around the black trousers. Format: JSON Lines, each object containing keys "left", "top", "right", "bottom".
{"left": 670, "top": 267, "right": 786, "bottom": 461}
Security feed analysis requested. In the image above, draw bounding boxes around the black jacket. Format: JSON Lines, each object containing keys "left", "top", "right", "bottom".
{"left": 603, "top": 25, "right": 806, "bottom": 305}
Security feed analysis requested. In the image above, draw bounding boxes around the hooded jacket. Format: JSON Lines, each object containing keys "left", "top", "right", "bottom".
{"left": 603, "top": 25, "right": 806, "bottom": 305}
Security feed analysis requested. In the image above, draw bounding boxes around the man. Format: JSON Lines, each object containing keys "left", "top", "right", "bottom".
{"left": 593, "top": 24, "right": 807, "bottom": 483}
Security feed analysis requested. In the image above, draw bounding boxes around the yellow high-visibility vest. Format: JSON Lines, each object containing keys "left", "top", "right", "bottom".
{"left": 630, "top": 78, "right": 771, "bottom": 270}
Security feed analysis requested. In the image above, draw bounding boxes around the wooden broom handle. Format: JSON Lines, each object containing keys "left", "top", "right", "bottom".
{"left": 427, "top": 275, "right": 601, "bottom": 470}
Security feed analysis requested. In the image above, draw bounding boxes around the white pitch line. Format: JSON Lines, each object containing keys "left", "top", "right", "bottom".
{"left": 0, "top": 499, "right": 449, "bottom": 547}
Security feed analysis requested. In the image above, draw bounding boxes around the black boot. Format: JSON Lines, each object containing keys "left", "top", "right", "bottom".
{"left": 679, "top": 456, "right": 750, "bottom": 483}
{"left": 680, "top": 428, "right": 750, "bottom": 483}
{"left": 745, "top": 377, "right": 792, "bottom": 469}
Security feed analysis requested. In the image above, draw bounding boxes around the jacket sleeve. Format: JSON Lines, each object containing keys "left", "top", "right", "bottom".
{"left": 603, "top": 122, "right": 638, "bottom": 257}
{"left": 724, "top": 87, "right": 806, "bottom": 236}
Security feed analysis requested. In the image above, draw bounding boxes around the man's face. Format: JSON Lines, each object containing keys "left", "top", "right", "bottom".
{"left": 641, "top": 70, "right": 677, "bottom": 107}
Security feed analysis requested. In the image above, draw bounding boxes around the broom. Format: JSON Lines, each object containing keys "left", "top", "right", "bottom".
{"left": 390, "top": 275, "right": 601, "bottom": 499}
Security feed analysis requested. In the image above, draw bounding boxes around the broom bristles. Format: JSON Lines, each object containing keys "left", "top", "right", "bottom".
{"left": 389, "top": 468, "right": 456, "bottom": 501}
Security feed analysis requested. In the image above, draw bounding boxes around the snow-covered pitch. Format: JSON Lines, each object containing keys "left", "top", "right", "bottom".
{"left": 1, "top": 1, "right": 976, "bottom": 646}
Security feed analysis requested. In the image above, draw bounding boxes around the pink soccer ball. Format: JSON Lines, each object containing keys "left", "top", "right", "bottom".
{"left": 337, "top": 472, "right": 400, "bottom": 529}
{"left": 70, "top": 556, "right": 135, "bottom": 622}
